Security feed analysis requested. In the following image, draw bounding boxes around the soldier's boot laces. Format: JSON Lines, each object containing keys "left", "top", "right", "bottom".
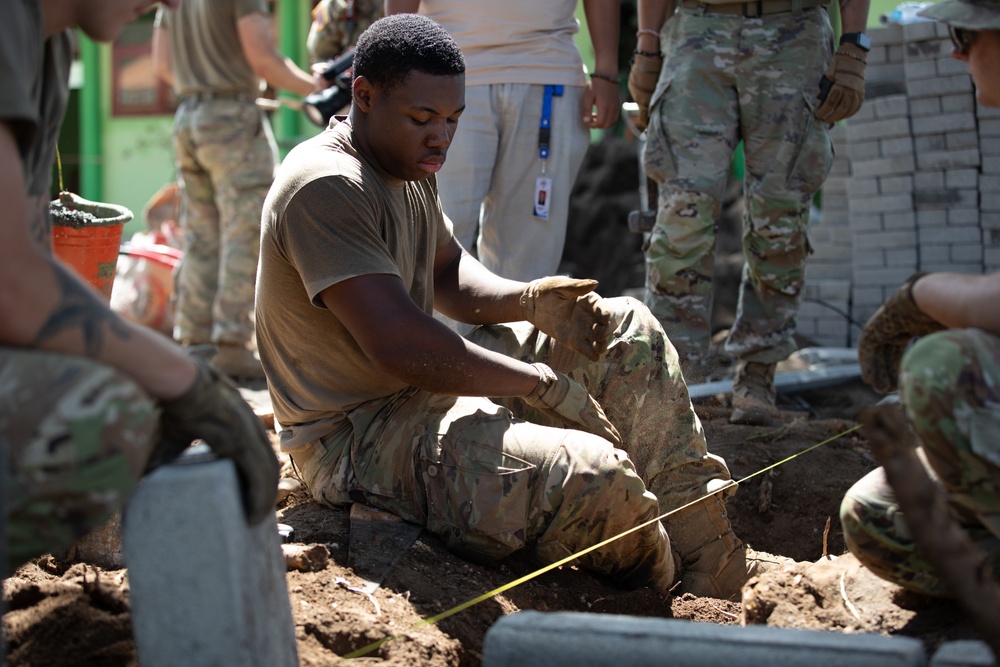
{"left": 665, "top": 494, "right": 753, "bottom": 600}
{"left": 730, "top": 361, "right": 780, "bottom": 426}
{"left": 212, "top": 343, "right": 265, "bottom": 381}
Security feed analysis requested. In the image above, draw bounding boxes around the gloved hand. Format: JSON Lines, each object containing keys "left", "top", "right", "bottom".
{"left": 628, "top": 51, "right": 663, "bottom": 132}
{"left": 525, "top": 363, "right": 622, "bottom": 446}
{"left": 521, "top": 276, "right": 613, "bottom": 362}
{"left": 814, "top": 43, "right": 868, "bottom": 123}
{"left": 857, "top": 273, "right": 946, "bottom": 393}
{"left": 153, "top": 355, "right": 280, "bottom": 524}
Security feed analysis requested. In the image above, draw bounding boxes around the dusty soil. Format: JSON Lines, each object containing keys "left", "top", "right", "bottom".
{"left": 2, "top": 377, "right": 988, "bottom": 667}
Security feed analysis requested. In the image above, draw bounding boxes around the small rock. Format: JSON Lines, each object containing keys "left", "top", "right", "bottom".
{"left": 282, "top": 543, "right": 330, "bottom": 572}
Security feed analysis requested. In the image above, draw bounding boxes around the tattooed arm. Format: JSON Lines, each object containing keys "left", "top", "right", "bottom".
{"left": 0, "top": 121, "right": 197, "bottom": 400}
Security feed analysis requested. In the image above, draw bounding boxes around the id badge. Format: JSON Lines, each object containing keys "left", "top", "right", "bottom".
{"left": 534, "top": 176, "right": 552, "bottom": 220}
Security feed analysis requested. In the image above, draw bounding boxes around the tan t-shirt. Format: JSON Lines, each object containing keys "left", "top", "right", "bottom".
{"left": 417, "top": 0, "right": 586, "bottom": 87}
{"left": 256, "top": 121, "right": 453, "bottom": 451}
{"left": 156, "top": 0, "right": 268, "bottom": 96}
{"left": 0, "top": 0, "right": 72, "bottom": 249}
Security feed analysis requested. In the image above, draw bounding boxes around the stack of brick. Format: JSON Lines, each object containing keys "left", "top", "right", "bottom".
{"left": 799, "top": 21, "right": 986, "bottom": 348}
{"left": 980, "top": 100, "right": 1000, "bottom": 271}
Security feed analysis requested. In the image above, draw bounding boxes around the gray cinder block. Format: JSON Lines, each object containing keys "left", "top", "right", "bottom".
{"left": 123, "top": 456, "right": 297, "bottom": 667}
{"left": 482, "top": 612, "right": 927, "bottom": 667}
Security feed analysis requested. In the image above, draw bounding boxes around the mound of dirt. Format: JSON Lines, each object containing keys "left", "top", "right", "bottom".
{"left": 3, "top": 384, "right": 986, "bottom": 666}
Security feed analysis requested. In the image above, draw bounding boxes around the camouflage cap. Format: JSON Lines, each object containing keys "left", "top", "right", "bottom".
{"left": 918, "top": 0, "right": 1000, "bottom": 30}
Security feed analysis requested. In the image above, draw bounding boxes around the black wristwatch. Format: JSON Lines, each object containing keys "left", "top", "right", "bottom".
{"left": 839, "top": 32, "right": 871, "bottom": 52}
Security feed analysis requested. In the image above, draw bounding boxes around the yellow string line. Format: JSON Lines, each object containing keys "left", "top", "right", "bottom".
{"left": 338, "top": 423, "right": 863, "bottom": 661}
{"left": 56, "top": 145, "right": 64, "bottom": 193}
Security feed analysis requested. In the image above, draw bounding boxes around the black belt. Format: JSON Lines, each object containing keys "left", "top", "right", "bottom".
{"left": 179, "top": 91, "right": 254, "bottom": 103}
{"left": 681, "top": 0, "right": 827, "bottom": 17}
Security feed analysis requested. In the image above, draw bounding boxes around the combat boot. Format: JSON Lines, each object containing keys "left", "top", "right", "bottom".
{"left": 663, "top": 493, "right": 751, "bottom": 600}
{"left": 212, "top": 343, "right": 265, "bottom": 381}
{"left": 730, "top": 361, "right": 780, "bottom": 426}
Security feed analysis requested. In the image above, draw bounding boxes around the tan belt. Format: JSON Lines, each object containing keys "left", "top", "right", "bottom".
{"left": 681, "top": 0, "right": 827, "bottom": 17}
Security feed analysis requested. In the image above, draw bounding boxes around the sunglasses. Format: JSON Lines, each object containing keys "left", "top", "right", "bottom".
{"left": 949, "top": 25, "right": 978, "bottom": 55}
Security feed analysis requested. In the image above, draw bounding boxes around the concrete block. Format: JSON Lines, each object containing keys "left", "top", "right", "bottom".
{"left": 855, "top": 248, "right": 886, "bottom": 268}
{"left": 879, "top": 175, "right": 913, "bottom": 195}
{"left": 903, "top": 59, "right": 937, "bottom": 80}
{"left": 919, "top": 226, "right": 982, "bottom": 244}
{"left": 983, "top": 212, "right": 1000, "bottom": 228}
{"left": 851, "top": 213, "right": 884, "bottom": 232}
{"left": 950, "top": 244, "right": 983, "bottom": 264}
{"left": 916, "top": 148, "right": 980, "bottom": 170}
{"left": 852, "top": 155, "right": 916, "bottom": 178}
{"left": 123, "top": 455, "right": 298, "bottom": 667}
{"left": 980, "top": 138, "right": 1000, "bottom": 155}
{"left": 907, "top": 75, "right": 973, "bottom": 98}
{"left": 937, "top": 57, "right": 969, "bottom": 77}
{"left": 982, "top": 193, "right": 1000, "bottom": 211}
{"left": 942, "top": 93, "right": 975, "bottom": 114}
{"left": 881, "top": 136, "right": 914, "bottom": 158}
{"left": 945, "top": 169, "right": 978, "bottom": 189}
{"left": 983, "top": 156, "right": 1000, "bottom": 173}
{"left": 916, "top": 209, "right": 949, "bottom": 227}
{"left": 919, "top": 244, "right": 951, "bottom": 263}
{"left": 909, "top": 97, "right": 941, "bottom": 117}
{"left": 881, "top": 211, "right": 916, "bottom": 230}
{"left": 847, "top": 117, "right": 911, "bottom": 142}
{"left": 977, "top": 102, "right": 1000, "bottom": 119}
{"left": 848, "top": 102, "right": 878, "bottom": 123}
{"left": 851, "top": 138, "right": 881, "bottom": 161}
{"left": 979, "top": 119, "right": 1000, "bottom": 137}
{"left": 872, "top": 95, "right": 909, "bottom": 119}
{"left": 947, "top": 130, "right": 982, "bottom": 150}
{"left": 481, "top": 612, "right": 927, "bottom": 667}
{"left": 915, "top": 171, "right": 945, "bottom": 189}
{"left": 930, "top": 640, "right": 996, "bottom": 666}
{"left": 902, "top": 21, "right": 940, "bottom": 44}
{"left": 911, "top": 112, "right": 976, "bottom": 136}
{"left": 886, "top": 247, "right": 918, "bottom": 267}
{"left": 871, "top": 24, "right": 905, "bottom": 46}
{"left": 847, "top": 178, "right": 879, "bottom": 199}
{"left": 948, "top": 208, "right": 979, "bottom": 225}
{"left": 914, "top": 135, "right": 946, "bottom": 153}
{"left": 856, "top": 193, "right": 914, "bottom": 214}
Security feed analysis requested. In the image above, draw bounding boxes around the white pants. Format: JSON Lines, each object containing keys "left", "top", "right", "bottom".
{"left": 439, "top": 83, "right": 590, "bottom": 282}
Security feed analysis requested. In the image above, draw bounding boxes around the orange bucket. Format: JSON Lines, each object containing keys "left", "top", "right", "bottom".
{"left": 50, "top": 192, "right": 133, "bottom": 302}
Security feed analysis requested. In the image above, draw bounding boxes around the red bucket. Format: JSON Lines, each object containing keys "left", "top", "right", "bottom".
{"left": 50, "top": 192, "right": 133, "bottom": 302}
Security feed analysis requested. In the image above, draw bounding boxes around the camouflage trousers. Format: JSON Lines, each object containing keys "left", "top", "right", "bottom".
{"left": 307, "top": 0, "right": 383, "bottom": 63}
{"left": 841, "top": 328, "right": 1000, "bottom": 596}
{"left": 291, "top": 297, "right": 733, "bottom": 590}
{"left": 642, "top": 6, "right": 834, "bottom": 364}
{"left": 0, "top": 348, "right": 159, "bottom": 574}
{"left": 172, "top": 97, "right": 278, "bottom": 347}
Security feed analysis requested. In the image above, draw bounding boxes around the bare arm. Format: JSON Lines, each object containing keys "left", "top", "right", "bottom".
{"left": 383, "top": 0, "right": 422, "bottom": 13}
{"left": 838, "top": 0, "right": 871, "bottom": 34}
{"left": 0, "top": 123, "right": 196, "bottom": 400}
{"left": 912, "top": 272, "right": 1000, "bottom": 334}
{"left": 318, "top": 269, "right": 538, "bottom": 398}
{"left": 237, "top": 12, "right": 319, "bottom": 97}
{"left": 582, "top": 0, "right": 621, "bottom": 129}
{"left": 431, "top": 237, "right": 527, "bottom": 325}
{"left": 636, "top": 0, "right": 674, "bottom": 51}
{"left": 151, "top": 24, "right": 172, "bottom": 87}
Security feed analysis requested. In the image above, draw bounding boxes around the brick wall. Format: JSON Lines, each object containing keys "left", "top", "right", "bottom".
{"left": 801, "top": 21, "right": 995, "bottom": 348}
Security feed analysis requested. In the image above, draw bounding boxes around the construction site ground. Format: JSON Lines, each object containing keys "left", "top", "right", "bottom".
{"left": 2, "top": 375, "right": 987, "bottom": 666}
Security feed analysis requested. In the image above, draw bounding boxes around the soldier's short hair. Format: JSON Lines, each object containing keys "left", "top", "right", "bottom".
{"left": 353, "top": 13, "right": 465, "bottom": 92}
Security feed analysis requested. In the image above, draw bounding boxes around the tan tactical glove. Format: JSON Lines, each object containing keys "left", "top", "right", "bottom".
{"left": 521, "top": 276, "right": 613, "bottom": 362}
{"left": 525, "top": 363, "right": 622, "bottom": 446}
{"left": 857, "top": 273, "right": 946, "bottom": 393}
{"left": 153, "top": 356, "right": 280, "bottom": 524}
{"left": 814, "top": 43, "right": 867, "bottom": 124}
{"left": 627, "top": 51, "right": 663, "bottom": 132}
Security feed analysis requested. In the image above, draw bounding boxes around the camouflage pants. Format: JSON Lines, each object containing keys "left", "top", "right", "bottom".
{"left": 642, "top": 6, "right": 834, "bottom": 363}
{"left": 291, "top": 298, "right": 733, "bottom": 590}
{"left": 172, "top": 97, "right": 278, "bottom": 347}
{"left": 841, "top": 329, "right": 1000, "bottom": 596}
{"left": 0, "top": 348, "right": 159, "bottom": 574}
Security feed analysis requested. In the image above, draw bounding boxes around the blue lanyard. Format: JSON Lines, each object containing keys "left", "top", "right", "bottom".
{"left": 538, "top": 85, "right": 564, "bottom": 160}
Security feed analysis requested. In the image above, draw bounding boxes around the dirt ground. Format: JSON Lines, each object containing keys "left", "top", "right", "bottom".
{"left": 2, "top": 375, "right": 988, "bottom": 667}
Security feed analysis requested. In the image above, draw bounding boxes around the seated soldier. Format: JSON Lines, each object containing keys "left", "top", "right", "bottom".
{"left": 257, "top": 13, "right": 749, "bottom": 599}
